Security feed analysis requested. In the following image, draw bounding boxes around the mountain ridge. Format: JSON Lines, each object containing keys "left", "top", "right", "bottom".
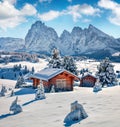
{"left": 0, "top": 21, "right": 120, "bottom": 59}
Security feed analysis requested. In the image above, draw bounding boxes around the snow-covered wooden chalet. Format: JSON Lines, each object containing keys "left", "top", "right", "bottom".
{"left": 80, "top": 73, "right": 97, "bottom": 87}
{"left": 30, "top": 68, "right": 79, "bottom": 92}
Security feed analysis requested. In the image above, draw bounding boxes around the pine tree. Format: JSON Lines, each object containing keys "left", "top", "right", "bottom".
{"left": 19, "top": 64, "right": 22, "bottom": 69}
{"left": 15, "top": 74, "right": 25, "bottom": 88}
{"left": 4, "top": 56, "right": 9, "bottom": 64}
{"left": 35, "top": 80, "right": 45, "bottom": 100}
{"left": 10, "top": 90, "right": 14, "bottom": 97}
{"left": 48, "top": 48, "right": 62, "bottom": 68}
{"left": 9, "top": 97, "right": 22, "bottom": 114}
{"left": 24, "top": 65, "right": 29, "bottom": 74}
{"left": 63, "top": 56, "right": 78, "bottom": 75}
{"left": 0, "top": 85, "right": 7, "bottom": 97}
{"left": 32, "top": 67, "right": 35, "bottom": 74}
{"left": 96, "top": 57, "right": 117, "bottom": 87}
{"left": 50, "top": 85, "right": 55, "bottom": 93}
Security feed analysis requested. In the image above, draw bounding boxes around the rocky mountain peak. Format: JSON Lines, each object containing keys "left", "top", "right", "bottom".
{"left": 71, "top": 27, "right": 82, "bottom": 34}
{"left": 0, "top": 21, "right": 120, "bottom": 60}
{"left": 25, "top": 20, "right": 58, "bottom": 53}
{"left": 32, "top": 21, "right": 45, "bottom": 27}
{"left": 60, "top": 30, "right": 71, "bottom": 38}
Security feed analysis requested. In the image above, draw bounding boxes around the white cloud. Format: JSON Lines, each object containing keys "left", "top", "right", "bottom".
{"left": 0, "top": 1, "right": 37, "bottom": 29}
{"left": 38, "top": 10, "right": 61, "bottom": 21}
{"left": 3, "top": 0, "right": 16, "bottom": 5}
{"left": 65, "top": 4, "right": 100, "bottom": 22}
{"left": 38, "top": 4, "right": 100, "bottom": 22}
{"left": 79, "top": 4, "right": 100, "bottom": 16}
{"left": 21, "top": 4, "right": 37, "bottom": 16}
{"left": 0, "top": 1, "right": 19, "bottom": 20}
{"left": 66, "top": 5, "right": 82, "bottom": 22}
{"left": 98, "top": 0, "right": 117, "bottom": 9}
{"left": 98, "top": 0, "right": 120, "bottom": 25}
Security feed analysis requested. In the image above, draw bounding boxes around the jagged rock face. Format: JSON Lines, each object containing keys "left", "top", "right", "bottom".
{"left": 0, "top": 37, "right": 25, "bottom": 51}
{"left": 58, "top": 30, "right": 73, "bottom": 55}
{"left": 25, "top": 21, "right": 58, "bottom": 54}
{"left": 0, "top": 21, "right": 120, "bottom": 59}
{"left": 25, "top": 21, "right": 120, "bottom": 57}
{"left": 64, "top": 24, "right": 120, "bottom": 57}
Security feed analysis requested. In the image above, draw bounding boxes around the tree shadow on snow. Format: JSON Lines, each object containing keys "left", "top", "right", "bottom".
{"left": 22, "top": 99, "right": 37, "bottom": 106}
{"left": 64, "top": 119, "right": 81, "bottom": 127}
{"left": 15, "top": 88, "right": 35, "bottom": 96}
{"left": 22, "top": 97, "right": 46, "bottom": 106}
{"left": 0, "top": 113, "right": 19, "bottom": 120}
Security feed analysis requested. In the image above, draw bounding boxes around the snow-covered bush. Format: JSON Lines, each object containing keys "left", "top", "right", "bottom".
{"left": 96, "top": 57, "right": 117, "bottom": 87}
{"left": 50, "top": 85, "right": 55, "bottom": 93}
{"left": 93, "top": 79, "right": 102, "bottom": 92}
{"left": 0, "top": 85, "right": 7, "bottom": 97}
{"left": 9, "top": 97, "right": 22, "bottom": 114}
{"left": 35, "top": 80, "right": 45, "bottom": 100}
{"left": 64, "top": 101, "right": 88, "bottom": 124}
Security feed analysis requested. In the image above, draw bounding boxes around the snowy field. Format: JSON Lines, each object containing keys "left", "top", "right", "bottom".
{"left": 0, "top": 59, "right": 120, "bottom": 127}
{"left": 0, "top": 58, "right": 120, "bottom": 74}
{"left": 0, "top": 58, "right": 48, "bottom": 73}
{"left": 0, "top": 80, "right": 120, "bottom": 127}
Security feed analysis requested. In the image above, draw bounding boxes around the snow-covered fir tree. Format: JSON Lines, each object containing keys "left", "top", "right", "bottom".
{"left": 4, "top": 56, "right": 9, "bottom": 64}
{"left": 64, "top": 101, "right": 88, "bottom": 124}
{"left": 15, "top": 73, "right": 25, "bottom": 88}
{"left": 48, "top": 48, "right": 62, "bottom": 68}
{"left": 24, "top": 65, "right": 29, "bottom": 74}
{"left": 63, "top": 56, "right": 78, "bottom": 75}
{"left": 93, "top": 79, "right": 102, "bottom": 92}
{"left": 31, "top": 67, "right": 35, "bottom": 74}
{"left": 9, "top": 96, "right": 22, "bottom": 114}
{"left": 35, "top": 80, "right": 45, "bottom": 100}
{"left": 0, "top": 85, "right": 7, "bottom": 97}
{"left": 10, "top": 90, "right": 14, "bottom": 97}
{"left": 50, "top": 85, "right": 55, "bottom": 93}
{"left": 80, "top": 68, "right": 89, "bottom": 76}
{"left": 96, "top": 57, "right": 117, "bottom": 87}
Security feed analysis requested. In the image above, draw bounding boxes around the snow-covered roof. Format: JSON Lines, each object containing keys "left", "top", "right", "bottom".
{"left": 81, "top": 73, "right": 97, "bottom": 79}
{"left": 30, "top": 68, "right": 78, "bottom": 81}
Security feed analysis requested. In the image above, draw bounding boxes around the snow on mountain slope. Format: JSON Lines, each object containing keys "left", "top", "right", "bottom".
{"left": 0, "top": 21, "right": 120, "bottom": 59}
{"left": 112, "top": 52, "right": 120, "bottom": 56}
{"left": 0, "top": 81, "right": 120, "bottom": 127}
{"left": 0, "top": 37, "right": 25, "bottom": 51}
{"left": 70, "top": 24, "right": 120, "bottom": 55}
{"left": 25, "top": 21, "right": 58, "bottom": 54}
{"left": 58, "top": 30, "right": 73, "bottom": 55}
{"left": 25, "top": 21, "right": 120, "bottom": 58}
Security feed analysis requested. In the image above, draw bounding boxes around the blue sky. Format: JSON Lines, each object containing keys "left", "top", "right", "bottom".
{"left": 0, "top": 0, "right": 120, "bottom": 38}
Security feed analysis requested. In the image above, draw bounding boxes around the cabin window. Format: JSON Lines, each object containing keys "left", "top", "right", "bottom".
{"left": 56, "top": 79, "right": 66, "bottom": 89}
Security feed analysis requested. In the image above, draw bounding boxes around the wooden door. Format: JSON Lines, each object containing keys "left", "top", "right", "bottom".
{"left": 56, "top": 79, "right": 66, "bottom": 91}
